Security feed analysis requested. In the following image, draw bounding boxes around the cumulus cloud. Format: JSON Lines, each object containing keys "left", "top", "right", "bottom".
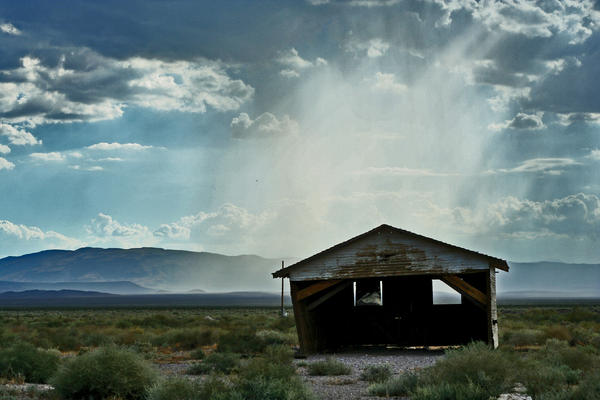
{"left": 588, "top": 149, "right": 600, "bottom": 161}
{"left": 0, "top": 144, "right": 10, "bottom": 154}
{"left": 0, "top": 157, "right": 15, "bottom": 170}
{"left": 483, "top": 193, "right": 600, "bottom": 238}
{"left": 87, "top": 213, "right": 151, "bottom": 237}
{"left": 277, "top": 48, "right": 327, "bottom": 78}
{"left": 556, "top": 113, "right": 600, "bottom": 126}
{"left": 153, "top": 223, "right": 191, "bottom": 240}
{"left": 0, "top": 22, "right": 21, "bottom": 35}
{"left": 489, "top": 112, "right": 545, "bottom": 131}
{"left": 86, "top": 213, "right": 157, "bottom": 247}
{"left": 0, "top": 219, "right": 82, "bottom": 249}
{"left": 469, "top": 0, "right": 600, "bottom": 44}
{"left": 418, "top": 193, "right": 600, "bottom": 243}
{"left": 230, "top": 112, "right": 298, "bottom": 138}
{"left": 29, "top": 152, "right": 66, "bottom": 162}
{"left": 345, "top": 38, "right": 390, "bottom": 58}
{"left": 0, "top": 49, "right": 254, "bottom": 127}
{"left": 152, "top": 203, "right": 275, "bottom": 250}
{"left": 0, "top": 123, "right": 41, "bottom": 145}
{"left": 370, "top": 72, "right": 407, "bottom": 94}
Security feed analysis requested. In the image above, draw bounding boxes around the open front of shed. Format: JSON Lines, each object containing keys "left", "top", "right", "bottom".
{"left": 273, "top": 224, "right": 509, "bottom": 354}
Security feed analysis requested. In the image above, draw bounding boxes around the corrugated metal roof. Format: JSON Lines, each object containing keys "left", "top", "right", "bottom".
{"left": 272, "top": 224, "right": 509, "bottom": 278}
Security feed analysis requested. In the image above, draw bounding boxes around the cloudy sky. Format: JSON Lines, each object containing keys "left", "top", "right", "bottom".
{"left": 0, "top": 0, "right": 599, "bottom": 263}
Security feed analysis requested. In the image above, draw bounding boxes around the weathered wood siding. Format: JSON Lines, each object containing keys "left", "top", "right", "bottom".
{"left": 286, "top": 228, "right": 491, "bottom": 281}
{"left": 488, "top": 267, "right": 499, "bottom": 348}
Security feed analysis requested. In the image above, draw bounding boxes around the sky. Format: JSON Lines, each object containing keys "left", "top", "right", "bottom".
{"left": 0, "top": 0, "right": 599, "bottom": 263}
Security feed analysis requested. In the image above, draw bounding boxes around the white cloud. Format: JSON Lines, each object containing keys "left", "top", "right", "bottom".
{"left": 0, "top": 50, "right": 254, "bottom": 127}
{"left": 488, "top": 157, "right": 581, "bottom": 175}
{"left": 29, "top": 152, "right": 66, "bottom": 162}
{"left": 0, "top": 144, "right": 10, "bottom": 154}
{"left": 87, "top": 213, "right": 150, "bottom": 237}
{"left": 307, "top": 0, "right": 400, "bottom": 5}
{"left": 277, "top": 48, "right": 327, "bottom": 78}
{"left": 0, "top": 123, "right": 41, "bottom": 145}
{"left": 0, "top": 219, "right": 82, "bottom": 249}
{"left": 416, "top": 193, "right": 600, "bottom": 242}
{"left": 556, "top": 113, "right": 600, "bottom": 126}
{"left": 96, "top": 157, "right": 124, "bottom": 162}
{"left": 588, "top": 149, "right": 600, "bottom": 161}
{"left": 0, "top": 157, "right": 15, "bottom": 171}
{"left": 231, "top": 112, "right": 299, "bottom": 138}
{"left": 483, "top": 193, "right": 600, "bottom": 237}
{"left": 360, "top": 166, "right": 458, "bottom": 177}
{"left": 489, "top": 112, "right": 545, "bottom": 131}
{"left": 86, "top": 142, "right": 154, "bottom": 151}
{"left": 469, "top": 0, "right": 600, "bottom": 44}
{"left": 0, "top": 22, "right": 21, "bottom": 35}
{"left": 347, "top": 0, "right": 400, "bottom": 6}
{"left": 280, "top": 69, "right": 300, "bottom": 78}
{"left": 278, "top": 48, "right": 314, "bottom": 70}
{"left": 154, "top": 223, "right": 191, "bottom": 240}
{"left": 346, "top": 38, "right": 390, "bottom": 58}
{"left": 69, "top": 165, "right": 103, "bottom": 171}
{"left": 86, "top": 213, "right": 157, "bottom": 247}
{"left": 153, "top": 203, "right": 273, "bottom": 247}
{"left": 371, "top": 72, "right": 407, "bottom": 93}
{"left": 367, "top": 39, "right": 390, "bottom": 58}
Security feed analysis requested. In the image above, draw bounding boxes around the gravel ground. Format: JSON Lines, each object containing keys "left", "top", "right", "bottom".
{"left": 296, "top": 349, "right": 443, "bottom": 400}
{"left": 0, "top": 349, "right": 443, "bottom": 399}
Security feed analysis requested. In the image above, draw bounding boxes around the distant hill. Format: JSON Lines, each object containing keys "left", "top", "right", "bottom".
{"left": 0, "top": 290, "right": 291, "bottom": 308}
{"left": 0, "top": 289, "right": 116, "bottom": 299}
{"left": 498, "top": 261, "right": 600, "bottom": 298}
{"left": 0, "top": 280, "right": 155, "bottom": 295}
{"left": 0, "top": 248, "right": 598, "bottom": 298}
{"left": 0, "top": 247, "right": 285, "bottom": 292}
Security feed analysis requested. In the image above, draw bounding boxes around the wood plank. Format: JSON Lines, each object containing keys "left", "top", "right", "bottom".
{"left": 278, "top": 228, "right": 498, "bottom": 281}
{"left": 441, "top": 275, "right": 488, "bottom": 306}
{"left": 487, "top": 267, "right": 499, "bottom": 348}
{"left": 307, "top": 281, "right": 352, "bottom": 311}
{"left": 297, "top": 280, "right": 343, "bottom": 301}
{"left": 290, "top": 282, "right": 310, "bottom": 354}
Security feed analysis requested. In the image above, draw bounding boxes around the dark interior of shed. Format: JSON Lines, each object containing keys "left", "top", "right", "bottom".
{"left": 292, "top": 272, "right": 489, "bottom": 353}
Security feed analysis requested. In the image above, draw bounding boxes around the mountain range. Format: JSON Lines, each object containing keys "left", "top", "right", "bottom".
{"left": 0, "top": 248, "right": 598, "bottom": 298}
{"left": 0, "top": 247, "right": 286, "bottom": 293}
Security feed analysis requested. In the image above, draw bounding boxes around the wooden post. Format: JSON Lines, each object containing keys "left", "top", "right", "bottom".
{"left": 280, "top": 261, "right": 285, "bottom": 317}
{"left": 487, "top": 266, "right": 499, "bottom": 348}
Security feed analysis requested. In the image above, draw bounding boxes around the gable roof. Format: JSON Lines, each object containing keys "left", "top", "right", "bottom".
{"left": 273, "top": 224, "right": 509, "bottom": 279}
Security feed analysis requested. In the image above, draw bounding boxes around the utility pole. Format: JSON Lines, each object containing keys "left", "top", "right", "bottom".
{"left": 280, "top": 260, "right": 285, "bottom": 317}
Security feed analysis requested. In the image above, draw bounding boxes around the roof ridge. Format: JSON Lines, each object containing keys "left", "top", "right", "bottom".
{"left": 273, "top": 224, "right": 509, "bottom": 278}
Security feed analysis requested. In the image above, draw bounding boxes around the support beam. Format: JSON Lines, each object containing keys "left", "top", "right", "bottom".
{"left": 441, "top": 275, "right": 488, "bottom": 307}
{"left": 297, "top": 280, "right": 343, "bottom": 301}
{"left": 290, "top": 282, "right": 315, "bottom": 354}
{"left": 487, "top": 267, "right": 499, "bottom": 348}
{"left": 307, "top": 281, "right": 352, "bottom": 311}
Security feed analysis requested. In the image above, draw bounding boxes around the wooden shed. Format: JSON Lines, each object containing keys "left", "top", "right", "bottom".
{"left": 273, "top": 224, "right": 508, "bottom": 353}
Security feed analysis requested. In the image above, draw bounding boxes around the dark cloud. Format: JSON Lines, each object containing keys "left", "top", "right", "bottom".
{"left": 0, "top": 49, "right": 254, "bottom": 127}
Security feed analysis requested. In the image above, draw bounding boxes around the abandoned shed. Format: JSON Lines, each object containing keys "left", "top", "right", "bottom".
{"left": 272, "top": 224, "right": 509, "bottom": 353}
